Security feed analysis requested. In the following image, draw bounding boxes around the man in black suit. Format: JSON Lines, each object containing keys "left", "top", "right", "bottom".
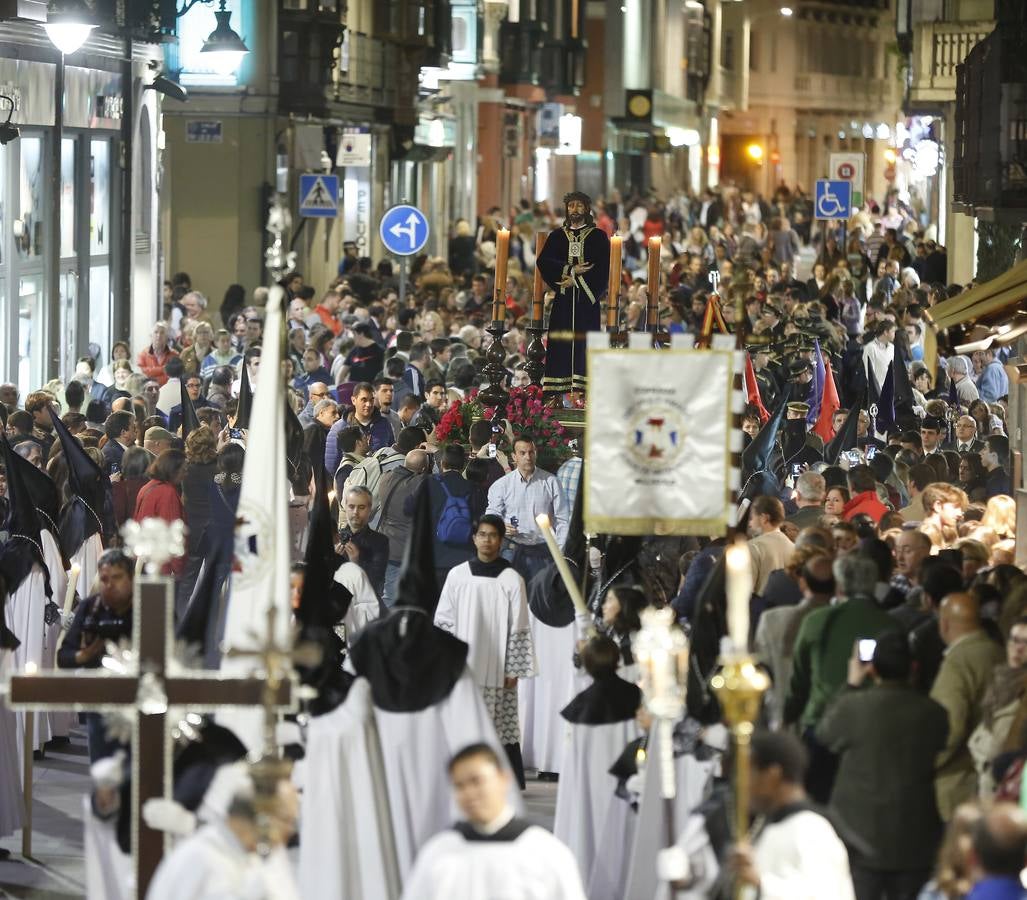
{"left": 817, "top": 630, "right": 949, "bottom": 899}
{"left": 942, "top": 415, "right": 984, "bottom": 455}
{"left": 101, "top": 411, "right": 136, "bottom": 475}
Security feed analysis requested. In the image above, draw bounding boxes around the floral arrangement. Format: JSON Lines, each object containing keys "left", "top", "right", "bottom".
{"left": 435, "top": 386, "right": 573, "bottom": 459}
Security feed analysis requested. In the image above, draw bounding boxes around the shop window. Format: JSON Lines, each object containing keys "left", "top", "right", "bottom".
{"left": 16, "top": 136, "right": 44, "bottom": 261}
{"left": 90, "top": 139, "right": 109, "bottom": 256}
{"left": 61, "top": 137, "right": 76, "bottom": 258}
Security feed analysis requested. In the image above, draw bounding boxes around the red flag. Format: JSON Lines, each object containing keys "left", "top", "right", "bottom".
{"left": 812, "top": 356, "right": 841, "bottom": 443}
{"left": 744, "top": 353, "right": 770, "bottom": 423}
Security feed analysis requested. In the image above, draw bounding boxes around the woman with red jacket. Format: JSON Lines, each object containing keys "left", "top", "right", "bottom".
{"left": 133, "top": 448, "right": 187, "bottom": 575}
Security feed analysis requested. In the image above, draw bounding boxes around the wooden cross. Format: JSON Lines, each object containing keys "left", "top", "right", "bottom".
{"left": 8, "top": 539, "right": 297, "bottom": 897}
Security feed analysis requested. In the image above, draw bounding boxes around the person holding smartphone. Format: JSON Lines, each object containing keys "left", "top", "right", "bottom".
{"left": 816, "top": 631, "right": 950, "bottom": 899}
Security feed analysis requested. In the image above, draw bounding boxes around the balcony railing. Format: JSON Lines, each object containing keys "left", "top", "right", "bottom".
{"left": 911, "top": 20, "right": 993, "bottom": 104}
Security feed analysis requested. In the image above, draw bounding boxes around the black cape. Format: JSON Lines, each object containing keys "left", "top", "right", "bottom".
{"left": 560, "top": 673, "right": 642, "bottom": 724}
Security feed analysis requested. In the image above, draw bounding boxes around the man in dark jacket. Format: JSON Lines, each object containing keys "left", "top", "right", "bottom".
{"left": 408, "top": 443, "right": 486, "bottom": 591}
{"left": 376, "top": 447, "right": 430, "bottom": 606}
{"left": 817, "top": 630, "right": 949, "bottom": 900}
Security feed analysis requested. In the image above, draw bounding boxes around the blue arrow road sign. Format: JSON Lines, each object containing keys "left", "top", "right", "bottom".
{"left": 379, "top": 204, "right": 430, "bottom": 257}
{"left": 814, "top": 179, "right": 852, "bottom": 221}
{"left": 299, "top": 174, "right": 339, "bottom": 218}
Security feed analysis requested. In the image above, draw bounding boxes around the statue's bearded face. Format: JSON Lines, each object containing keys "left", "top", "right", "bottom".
{"left": 566, "top": 199, "right": 587, "bottom": 224}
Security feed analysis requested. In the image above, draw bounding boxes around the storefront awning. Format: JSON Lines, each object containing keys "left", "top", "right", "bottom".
{"left": 926, "top": 257, "right": 1027, "bottom": 331}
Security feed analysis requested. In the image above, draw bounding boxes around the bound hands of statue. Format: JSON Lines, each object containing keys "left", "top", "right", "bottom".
{"left": 558, "top": 262, "right": 593, "bottom": 289}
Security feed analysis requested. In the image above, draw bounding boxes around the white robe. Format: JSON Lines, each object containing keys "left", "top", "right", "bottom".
{"left": 146, "top": 820, "right": 300, "bottom": 900}
{"left": 72, "top": 532, "right": 104, "bottom": 598}
{"left": 552, "top": 717, "right": 641, "bottom": 884}
{"left": 299, "top": 678, "right": 401, "bottom": 900}
{"left": 622, "top": 723, "right": 723, "bottom": 900}
{"left": 400, "top": 825, "right": 587, "bottom": 900}
{"left": 0, "top": 648, "right": 24, "bottom": 838}
{"left": 519, "top": 616, "right": 581, "bottom": 773}
{"left": 744, "top": 809, "right": 855, "bottom": 900}
{"left": 41, "top": 528, "right": 74, "bottom": 741}
{"left": 4, "top": 563, "right": 49, "bottom": 771}
{"left": 83, "top": 794, "right": 132, "bottom": 900}
{"left": 435, "top": 563, "right": 536, "bottom": 745}
{"left": 334, "top": 561, "right": 381, "bottom": 642}
{"left": 373, "top": 670, "right": 522, "bottom": 879}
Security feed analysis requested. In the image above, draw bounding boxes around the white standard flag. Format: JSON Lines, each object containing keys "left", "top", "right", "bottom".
{"left": 219, "top": 286, "right": 291, "bottom": 751}
{"left": 584, "top": 346, "right": 739, "bottom": 536}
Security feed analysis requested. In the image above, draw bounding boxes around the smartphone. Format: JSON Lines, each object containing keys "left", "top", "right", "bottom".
{"left": 845, "top": 449, "right": 862, "bottom": 465}
{"left": 229, "top": 427, "right": 244, "bottom": 440}
{"left": 866, "top": 445, "right": 877, "bottom": 460}
{"left": 858, "top": 639, "right": 877, "bottom": 663}
{"left": 109, "top": 463, "right": 120, "bottom": 476}
{"left": 487, "top": 443, "right": 497, "bottom": 459}
{"left": 791, "top": 463, "right": 802, "bottom": 477}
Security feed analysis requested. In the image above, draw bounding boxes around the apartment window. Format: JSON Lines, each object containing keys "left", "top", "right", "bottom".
{"left": 722, "top": 30, "right": 734, "bottom": 70}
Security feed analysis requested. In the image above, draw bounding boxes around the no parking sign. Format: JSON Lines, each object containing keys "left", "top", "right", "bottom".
{"left": 829, "top": 152, "right": 865, "bottom": 207}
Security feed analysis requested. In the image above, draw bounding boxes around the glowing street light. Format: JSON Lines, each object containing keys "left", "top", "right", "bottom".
{"left": 42, "top": 0, "right": 97, "bottom": 56}
{"left": 200, "top": 0, "right": 250, "bottom": 76}
{"left": 780, "top": 6, "right": 794, "bottom": 15}
{"left": 746, "top": 143, "right": 764, "bottom": 162}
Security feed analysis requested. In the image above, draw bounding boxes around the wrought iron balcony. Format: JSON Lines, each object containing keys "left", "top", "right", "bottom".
{"left": 909, "top": 19, "right": 993, "bottom": 107}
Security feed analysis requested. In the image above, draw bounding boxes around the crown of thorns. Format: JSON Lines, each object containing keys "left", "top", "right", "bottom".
{"left": 563, "top": 191, "right": 593, "bottom": 209}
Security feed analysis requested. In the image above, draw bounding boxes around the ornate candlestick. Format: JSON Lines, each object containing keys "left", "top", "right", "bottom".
{"left": 524, "top": 232, "right": 548, "bottom": 387}
{"left": 710, "top": 538, "right": 770, "bottom": 900}
{"left": 480, "top": 227, "right": 512, "bottom": 412}
{"left": 636, "top": 606, "right": 690, "bottom": 895}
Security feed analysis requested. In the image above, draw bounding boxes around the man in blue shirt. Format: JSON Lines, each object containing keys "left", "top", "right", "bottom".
{"left": 966, "top": 804, "right": 1027, "bottom": 899}
{"left": 975, "top": 347, "right": 1010, "bottom": 403}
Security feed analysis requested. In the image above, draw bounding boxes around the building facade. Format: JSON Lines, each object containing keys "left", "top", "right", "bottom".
{"left": 0, "top": 5, "right": 161, "bottom": 392}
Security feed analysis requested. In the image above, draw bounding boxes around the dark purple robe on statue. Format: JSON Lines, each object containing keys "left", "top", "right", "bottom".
{"left": 537, "top": 225, "right": 611, "bottom": 393}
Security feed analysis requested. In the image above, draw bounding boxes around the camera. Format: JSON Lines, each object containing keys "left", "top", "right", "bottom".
{"left": 81, "top": 603, "right": 131, "bottom": 643}
{"left": 338, "top": 526, "right": 353, "bottom": 546}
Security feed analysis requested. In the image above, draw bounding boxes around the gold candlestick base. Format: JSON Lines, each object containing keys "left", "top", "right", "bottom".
{"left": 711, "top": 654, "right": 770, "bottom": 900}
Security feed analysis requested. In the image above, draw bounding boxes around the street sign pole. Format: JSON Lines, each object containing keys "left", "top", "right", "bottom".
{"left": 399, "top": 256, "right": 408, "bottom": 308}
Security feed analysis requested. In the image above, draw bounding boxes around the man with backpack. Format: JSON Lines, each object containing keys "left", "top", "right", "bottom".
{"left": 408, "top": 443, "right": 486, "bottom": 591}
{"left": 376, "top": 448, "right": 432, "bottom": 606}
{"left": 325, "top": 382, "right": 393, "bottom": 473}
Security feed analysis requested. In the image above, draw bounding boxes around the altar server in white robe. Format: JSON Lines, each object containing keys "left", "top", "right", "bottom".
{"left": 520, "top": 469, "right": 587, "bottom": 777}
{"left": 0, "top": 432, "right": 54, "bottom": 773}
{"left": 728, "top": 730, "right": 854, "bottom": 900}
{"left": 435, "top": 513, "right": 536, "bottom": 788}
{"left": 299, "top": 677, "right": 401, "bottom": 900}
{"left": 553, "top": 635, "right": 643, "bottom": 885}
{"left": 401, "top": 742, "right": 585, "bottom": 900}
{"left": 49, "top": 406, "right": 113, "bottom": 601}
{"left": 349, "top": 488, "right": 520, "bottom": 879}
{"left": 147, "top": 763, "right": 300, "bottom": 900}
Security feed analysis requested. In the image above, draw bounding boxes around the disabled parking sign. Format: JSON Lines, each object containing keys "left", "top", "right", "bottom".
{"left": 814, "top": 179, "right": 852, "bottom": 221}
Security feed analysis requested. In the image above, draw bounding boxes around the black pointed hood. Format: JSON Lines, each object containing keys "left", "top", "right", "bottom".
{"left": 175, "top": 539, "right": 228, "bottom": 655}
{"left": 49, "top": 405, "right": 114, "bottom": 550}
{"left": 742, "top": 393, "right": 787, "bottom": 477}
{"left": 297, "top": 467, "right": 351, "bottom": 629}
{"left": 349, "top": 481, "right": 468, "bottom": 712}
{"left": 234, "top": 363, "right": 253, "bottom": 430}
{"left": 0, "top": 433, "right": 51, "bottom": 598}
{"left": 892, "top": 354, "right": 916, "bottom": 418}
{"left": 876, "top": 362, "right": 896, "bottom": 435}
{"left": 6, "top": 439, "right": 61, "bottom": 542}
{"left": 284, "top": 398, "right": 313, "bottom": 497}
{"left": 686, "top": 547, "right": 727, "bottom": 723}
{"left": 825, "top": 391, "right": 865, "bottom": 464}
{"left": 180, "top": 387, "right": 200, "bottom": 440}
{"left": 396, "top": 482, "right": 441, "bottom": 617}
{"left": 529, "top": 462, "right": 584, "bottom": 628}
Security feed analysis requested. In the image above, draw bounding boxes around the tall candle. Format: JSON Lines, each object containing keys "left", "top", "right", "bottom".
{"left": 724, "top": 538, "right": 753, "bottom": 652}
{"left": 494, "top": 227, "right": 510, "bottom": 323}
{"left": 532, "top": 232, "right": 546, "bottom": 322}
{"left": 607, "top": 234, "right": 622, "bottom": 329}
{"left": 647, "top": 236, "right": 661, "bottom": 329}
{"left": 63, "top": 564, "right": 80, "bottom": 618}
{"left": 535, "top": 514, "right": 589, "bottom": 619}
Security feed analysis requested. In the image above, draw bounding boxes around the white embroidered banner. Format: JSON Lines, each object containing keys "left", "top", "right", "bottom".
{"left": 585, "top": 347, "right": 738, "bottom": 535}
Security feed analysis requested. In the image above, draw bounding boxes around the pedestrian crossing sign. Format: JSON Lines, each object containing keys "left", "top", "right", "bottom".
{"left": 299, "top": 173, "right": 339, "bottom": 218}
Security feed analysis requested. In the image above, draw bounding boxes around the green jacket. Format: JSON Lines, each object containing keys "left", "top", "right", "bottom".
{"left": 785, "top": 596, "right": 900, "bottom": 730}
{"left": 930, "top": 629, "right": 1004, "bottom": 820}
{"left": 817, "top": 683, "right": 949, "bottom": 870}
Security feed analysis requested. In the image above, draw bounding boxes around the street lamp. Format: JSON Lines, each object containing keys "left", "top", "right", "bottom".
{"left": 780, "top": 6, "right": 794, "bottom": 16}
{"left": 746, "top": 142, "right": 764, "bottom": 163}
{"left": 200, "top": 0, "right": 250, "bottom": 76}
{"left": 42, "top": 0, "right": 97, "bottom": 55}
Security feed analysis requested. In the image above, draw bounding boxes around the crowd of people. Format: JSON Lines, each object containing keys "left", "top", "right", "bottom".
{"left": 0, "top": 178, "right": 1023, "bottom": 900}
